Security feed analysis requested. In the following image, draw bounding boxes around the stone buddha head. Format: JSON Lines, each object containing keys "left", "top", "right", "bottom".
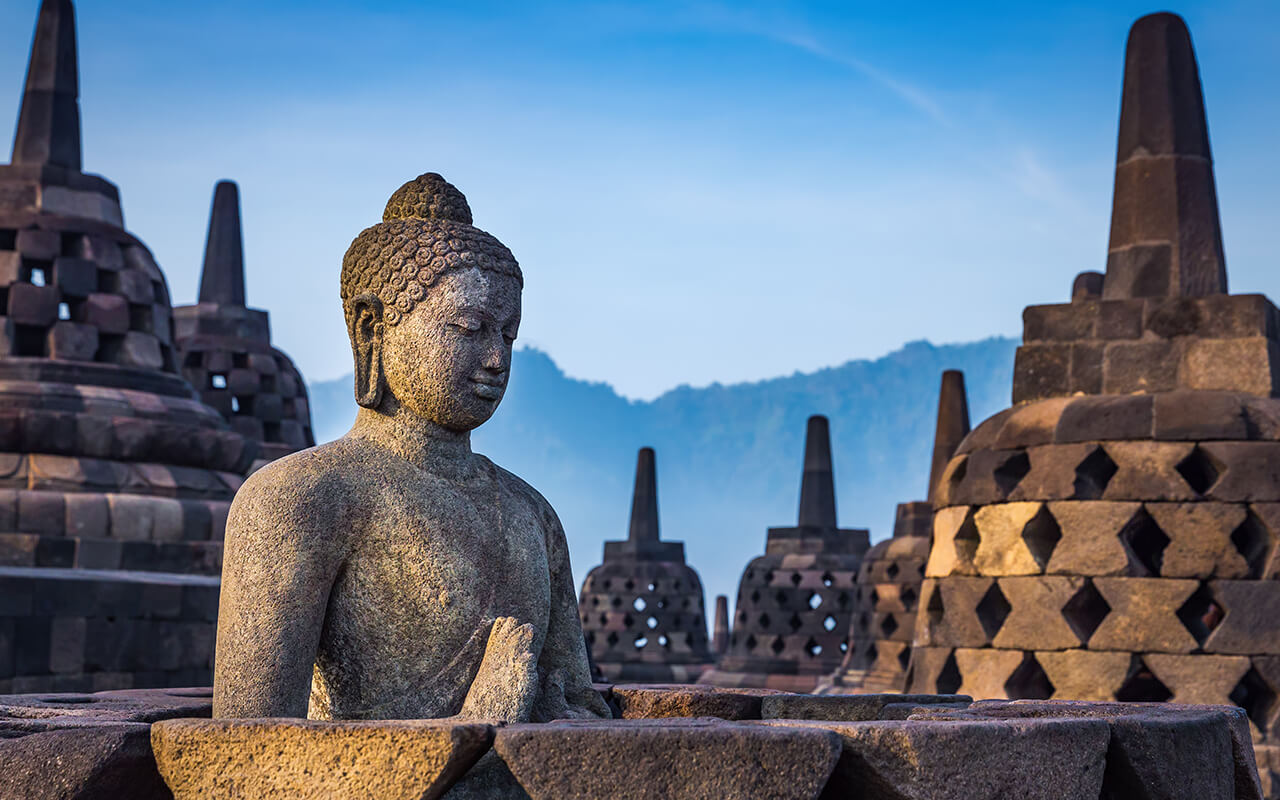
{"left": 340, "top": 174, "right": 523, "bottom": 431}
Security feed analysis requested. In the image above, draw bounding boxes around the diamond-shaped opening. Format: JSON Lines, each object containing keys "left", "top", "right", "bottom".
{"left": 858, "top": 611, "right": 870, "bottom": 631}
{"left": 805, "top": 637, "right": 822, "bottom": 657}
{"left": 788, "top": 613, "right": 803, "bottom": 632}
{"left": 897, "top": 647, "right": 911, "bottom": 671}
{"left": 634, "top": 636, "right": 648, "bottom": 649}
{"left": 646, "top": 616, "right": 658, "bottom": 629}
{"left": 658, "top": 634, "right": 670, "bottom": 647}
{"left": 598, "top": 613, "right": 607, "bottom": 626}
{"left": 764, "top": 570, "right": 775, "bottom": 585}
{"left": 926, "top": 585, "right": 945, "bottom": 626}
{"left": 1230, "top": 667, "right": 1277, "bottom": 734}
{"left": 623, "top": 613, "right": 634, "bottom": 628}
{"left": 937, "top": 652, "right": 962, "bottom": 694}
{"left": 1231, "top": 511, "right": 1271, "bottom": 580}
{"left": 1061, "top": 579, "right": 1111, "bottom": 645}
{"left": 673, "top": 579, "right": 682, "bottom": 590}
{"left": 1073, "top": 445, "right": 1118, "bottom": 500}
{"left": 750, "top": 590, "right": 761, "bottom": 604}
{"left": 757, "top": 613, "right": 772, "bottom": 629}
{"left": 1118, "top": 508, "right": 1170, "bottom": 577}
{"left": 954, "top": 509, "right": 980, "bottom": 564}
{"left": 744, "top": 634, "right": 757, "bottom": 651}
{"left": 821, "top": 571, "right": 834, "bottom": 587}
{"left": 770, "top": 637, "right": 785, "bottom": 655}
{"left": 1177, "top": 446, "right": 1222, "bottom": 496}
{"left": 790, "top": 571, "right": 803, "bottom": 586}
{"left": 823, "top": 615, "right": 838, "bottom": 632}
{"left": 606, "top": 631, "right": 619, "bottom": 647}
{"left": 975, "top": 583, "right": 1011, "bottom": 640}
{"left": 886, "top": 562, "right": 900, "bottom": 579}
{"left": 1005, "top": 653, "right": 1054, "bottom": 700}
{"left": 948, "top": 455, "right": 969, "bottom": 490}
{"left": 625, "top": 579, "right": 635, "bottom": 591}
{"left": 584, "top": 630, "right": 595, "bottom": 645}
{"left": 808, "top": 592, "right": 822, "bottom": 609}
{"left": 611, "top": 597, "right": 622, "bottom": 608}
{"left": 1115, "top": 656, "right": 1172, "bottom": 702}
{"left": 994, "top": 451, "right": 1031, "bottom": 497}
{"left": 870, "top": 588, "right": 880, "bottom": 605}
{"left": 633, "top": 597, "right": 646, "bottom": 611}
{"left": 901, "top": 586, "right": 918, "bottom": 609}
{"left": 1021, "top": 505, "right": 1062, "bottom": 570}
{"left": 837, "top": 591, "right": 851, "bottom": 609}
{"left": 839, "top": 640, "right": 848, "bottom": 653}
{"left": 657, "top": 597, "right": 669, "bottom": 610}
{"left": 647, "top": 582, "right": 657, "bottom": 592}
{"left": 1176, "top": 582, "right": 1224, "bottom": 647}
{"left": 880, "top": 614, "right": 899, "bottom": 637}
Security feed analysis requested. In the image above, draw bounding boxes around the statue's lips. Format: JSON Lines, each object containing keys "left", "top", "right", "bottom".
{"left": 470, "top": 378, "right": 505, "bottom": 400}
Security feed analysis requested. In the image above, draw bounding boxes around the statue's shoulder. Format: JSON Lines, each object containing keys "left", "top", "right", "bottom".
{"left": 235, "top": 437, "right": 379, "bottom": 511}
{"left": 479, "top": 455, "right": 561, "bottom": 529}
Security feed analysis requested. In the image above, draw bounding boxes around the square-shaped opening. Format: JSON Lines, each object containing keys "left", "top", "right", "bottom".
{"left": 210, "top": 373, "right": 227, "bottom": 389}
{"left": 28, "top": 266, "right": 46, "bottom": 286}
{"left": 127, "top": 303, "right": 152, "bottom": 333}
{"left": 12, "top": 324, "right": 46, "bottom": 356}
{"left": 57, "top": 302, "right": 70, "bottom": 321}
{"left": 0, "top": 230, "right": 16, "bottom": 250}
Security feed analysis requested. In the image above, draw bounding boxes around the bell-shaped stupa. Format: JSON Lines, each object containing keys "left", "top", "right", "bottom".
{"left": 0, "top": 0, "right": 252, "bottom": 693}
{"left": 907, "top": 13, "right": 1280, "bottom": 789}
{"left": 579, "top": 448, "right": 713, "bottom": 682}
{"left": 821, "top": 370, "right": 970, "bottom": 693}
{"left": 700, "top": 415, "right": 870, "bottom": 691}
{"left": 174, "top": 181, "right": 314, "bottom": 468}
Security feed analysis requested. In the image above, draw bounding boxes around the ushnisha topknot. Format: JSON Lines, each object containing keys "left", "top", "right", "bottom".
{"left": 340, "top": 173, "right": 522, "bottom": 328}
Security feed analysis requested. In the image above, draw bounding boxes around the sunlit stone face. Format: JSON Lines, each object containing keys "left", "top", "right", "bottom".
{"left": 379, "top": 267, "right": 522, "bottom": 431}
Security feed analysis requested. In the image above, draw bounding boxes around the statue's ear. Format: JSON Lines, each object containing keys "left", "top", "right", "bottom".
{"left": 351, "top": 293, "right": 385, "bottom": 409}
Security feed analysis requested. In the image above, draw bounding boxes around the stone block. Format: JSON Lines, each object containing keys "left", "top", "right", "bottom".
{"left": 114, "top": 271, "right": 152, "bottom": 305}
{"left": 1181, "top": 338, "right": 1280, "bottom": 397}
{"left": 75, "top": 538, "right": 123, "bottom": 570}
{"left": 1007, "top": 442, "right": 1090, "bottom": 500}
{"left": 993, "top": 399, "right": 1073, "bottom": 450}
{"left": 1144, "top": 654, "right": 1251, "bottom": 705}
{"left": 106, "top": 494, "right": 155, "bottom": 541}
{"left": 1200, "top": 443, "right": 1280, "bottom": 502}
{"left": 973, "top": 502, "right": 1044, "bottom": 576}
{"left": 953, "top": 647, "right": 1024, "bottom": 699}
{"left": 1023, "top": 303, "right": 1097, "bottom": 342}
{"left": 1090, "top": 577, "right": 1199, "bottom": 653}
{"left": 52, "top": 257, "right": 97, "bottom": 297}
{"left": 1204, "top": 580, "right": 1280, "bottom": 656}
{"left": 925, "top": 506, "right": 978, "bottom": 578}
{"left": 1056, "top": 394, "right": 1154, "bottom": 443}
{"left": 955, "top": 408, "right": 1015, "bottom": 457}
{"left": 1012, "top": 343, "right": 1070, "bottom": 403}
{"left": 610, "top": 685, "right": 780, "bottom": 721}
{"left": 47, "top": 320, "right": 98, "bottom": 360}
{"left": 1044, "top": 502, "right": 1136, "bottom": 576}
{"left": 759, "top": 693, "right": 970, "bottom": 722}
{"left": 757, "top": 715, "right": 1109, "bottom": 800}
{"left": 117, "top": 332, "right": 163, "bottom": 369}
{"left": 0, "top": 719, "right": 171, "bottom": 800}
{"left": 0, "top": 533, "right": 37, "bottom": 566}
{"left": 152, "top": 718, "right": 493, "bottom": 800}
{"left": 83, "top": 293, "right": 128, "bottom": 334}
{"left": 17, "top": 489, "right": 64, "bottom": 535}
{"left": 1145, "top": 502, "right": 1249, "bottom": 578}
{"left": 48, "top": 616, "right": 87, "bottom": 674}
{"left": 1153, "top": 391, "right": 1249, "bottom": 441}
{"left": 65, "top": 493, "right": 109, "bottom": 539}
{"left": 1069, "top": 342, "right": 1104, "bottom": 394}
{"left": 1103, "top": 441, "right": 1197, "bottom": 501}
{"left": 993, "top": 576, "right": 1088, "bottom": 650}
{"left": 1097, "top": 299, "right": 1145, "bottom": 340}
{"left": 15, "top": 228, "right": 59, "bottom": 260}
{"left": 7, "top": 282, "right": 58, "bottom": 326}
{"left": 0, "top": 252, "right": 20, "bottom": 283}
{"left": 1103, "top": 340, "right": 1181, "bottom": 394}
{"left": 914, "top": 578, "right": 994, "bottom": 649}
{"left": 495, "top": 718, "right": 841, "bottom": 800}
{"left": 1035, "top": 650, "right": 1131, "bottom": 701}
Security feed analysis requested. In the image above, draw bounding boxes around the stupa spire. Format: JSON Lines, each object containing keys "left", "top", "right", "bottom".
{"left": 1104, "top": 12, "right": 1226, "bottom": 299}
{"left": 927, "top": 370, "right": 971, "bottom": 504}
{"left": 797, "top": 415, "right": 837, "bottom": 528}
{"left": 11, "top": 0, "right": 81, "bottom": 170}
{"left": 198, "top": 181, "right": 247, "bottom": 306}
{"left": 627, "top": 447, "right": 660, "bottom": 546}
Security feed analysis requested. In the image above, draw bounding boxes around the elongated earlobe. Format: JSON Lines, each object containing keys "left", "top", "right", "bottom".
{"left": 352, "top": 294, "right": 385, "bottom": 409}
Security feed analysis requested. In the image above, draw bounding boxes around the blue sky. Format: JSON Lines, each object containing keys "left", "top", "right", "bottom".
{"left": 2, "top": 0, "right": 1279, "bottom": 399}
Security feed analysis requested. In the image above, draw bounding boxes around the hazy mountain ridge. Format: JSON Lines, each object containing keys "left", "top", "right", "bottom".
{"left": 307, "top": 337, "right": 1020, "bottom": 602}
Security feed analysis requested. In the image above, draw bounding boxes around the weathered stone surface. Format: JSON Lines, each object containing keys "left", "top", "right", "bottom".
{"left": 153, "top": 717, "right": 493, "bottom": 800}
{"left": 759, "top": 715, "right": 1110, "bottom": 800}
{"left": 611, "top": 685, "right": 781, "bottom": 720}
{"left": 973, "top": 502, "right": 1043, "bottom": 576}
{"left": 925, "top": 506, "right": 978, "bottom": 578}
{"left": 1144, "top": 654, "right": 1251, "bottom": 705}
{"left": 495, "top": 718, "right": 841, "bottom": 800}
{"left": 1036, "top": 651, "right": 1131, "bottom": 701}
{"left": 1204, "top": 581, "right": 1280, "bottom": 655}
{"left": 1045, "top": 502, "right": 1136, "bottom": 576}
{"left": 1102, "top": 441, "right": 1197, "bottom": 501}
{"left": 1146, "top": 503, "right": 1248, "bottom": 578}
{"left": 1200, "top": 443, "right": 1280, "bottom": 502}
{"left": 953, "top": 648, "right": 1025, "bottom": 699}
{"left": 760, "top": 693, "right": 970, "bottom": 722}
{"left": 994, "top": 577, "right": 1089, "bottom": 650}
{"left": 1091, "top": 578, "right": 1199, "bottom": 653}
{"left": 0, "top": 718, "right": 170, "bottom": 800}
{"left": 914, "top": 577, "right": 994, "bottom": 649}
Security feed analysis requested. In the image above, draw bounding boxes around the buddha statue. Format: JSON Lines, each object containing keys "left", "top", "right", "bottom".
{"left": 211, "top": 173, "right": 609, "bottom": 725}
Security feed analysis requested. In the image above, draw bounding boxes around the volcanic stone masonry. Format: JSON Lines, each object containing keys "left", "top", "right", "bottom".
{"left": 0, "top": 0, "right": 252, "bottom": 694}
{"left": 701, "top": 415, "right": 870, "bottom": 692}
{"left": 821, "top": 369, "right": 970, "bottom": 694}
{"left": 904, "top": 12, "right": 1280, "bottom": 796}
{"left": 174, "top": 182, "right": 314, "bottom": 469}
{"left": 579, "top": 447, "right": 714, "bottom": 682}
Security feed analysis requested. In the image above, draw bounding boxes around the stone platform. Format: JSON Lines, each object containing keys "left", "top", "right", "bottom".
{"left": 0, "top": 684, "right": 1262, "bottom": 799}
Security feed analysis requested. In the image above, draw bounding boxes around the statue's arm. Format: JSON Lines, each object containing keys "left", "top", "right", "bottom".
{"left": 533, "top": 505, "right": 612, "bottom": 720}
{"left": 212, "top": 466, "right": 346, "bottom": 718}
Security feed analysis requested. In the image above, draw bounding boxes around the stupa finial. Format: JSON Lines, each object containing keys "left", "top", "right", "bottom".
{"left": 198, "top": 181, "right": 247, "bottom": 306}
{"left": 1104, "top": 12, "right": 1226, "bottom": 299}
{"left": 797, "top": 415, "right": 837, "bottom": 528}
{"left": 11, "top": 0, "right": 81, "bottom": 170}
{"left": 927, "top": 370, "right": 971, "bottom": 504}
{"left": 627, "top": 447, "right": 660, "bottom": 545}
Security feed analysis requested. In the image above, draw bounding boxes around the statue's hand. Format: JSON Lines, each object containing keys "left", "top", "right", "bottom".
{"left": 459, "top": 616, "right": 539, "bottom": 723}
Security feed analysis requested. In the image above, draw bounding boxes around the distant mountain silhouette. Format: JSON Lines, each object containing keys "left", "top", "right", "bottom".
{"left": 307, "top": 337, "right": 1019, "bottom": 604}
